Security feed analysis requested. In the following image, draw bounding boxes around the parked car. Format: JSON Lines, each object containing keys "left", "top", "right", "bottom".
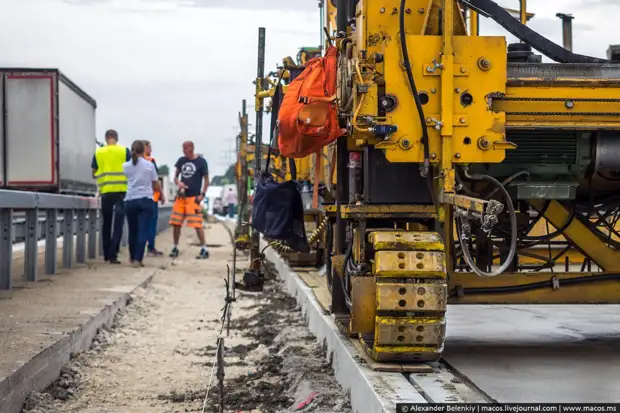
{"left": 212, "top": 197, "right": 227, "bottom": 216}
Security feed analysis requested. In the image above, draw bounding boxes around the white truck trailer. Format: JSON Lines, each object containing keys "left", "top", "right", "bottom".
{"left": 0, "top": 69, "right": 97, "bottom": 195}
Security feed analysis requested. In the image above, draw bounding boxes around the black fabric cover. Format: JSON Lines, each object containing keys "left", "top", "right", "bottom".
{"left": 251, "top": 173, "right": 309, "bottom": 253}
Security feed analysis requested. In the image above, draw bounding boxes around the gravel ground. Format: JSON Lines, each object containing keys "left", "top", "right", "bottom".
{"left": 21, "top": 222, "right": 351, "bottom": 413}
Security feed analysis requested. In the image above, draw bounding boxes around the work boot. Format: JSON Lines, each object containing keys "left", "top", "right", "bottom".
{"left": 197, "top": 248, "right": 209, "bottom": 260}
{"left": 169, "top": 247, "right": 179, "bottom": 258}
{"left": 147, "top": 248, "right": 163, "bottom": 257}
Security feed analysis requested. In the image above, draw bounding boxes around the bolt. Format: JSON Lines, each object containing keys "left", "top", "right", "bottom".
{"left": 417, "top": 287, "right": 426, "bottom": 295}
{"left": 478, "top": 57, "right": 491, "bottom": 70}
{"left": 426, "top": 117, "right": 432, "bottom": 123}
{"left": 402, "top": 139, "right": 411, "bottom": 148}
{"left": 430, "top": 88, "right": 437, "bottom": 93}
{"left": 460, "top": 67, "right": 468, "bottom": 73}
{"left": 455, "top": 153, "right": 461, "bottom": 159}
{"left": 418, "top": 8, "right": 425, "bottom": 13}
{"left": 565, "top": 100, "right": 575, "bottom": 109}
{"left": 380, "top": 7, "right": 385, "bottom": 13}
{"left": 460, "top": 117, "right": 466, "bottom": 124}
{"left": 478, "top": 137, "right": 491, "bottom": 150}
{"left": 455, "top": 88, "right": 461, "bottom": 93}
{"left": 406, "top": 8, "right": 411, "bottom": 13}
{"left": 430, "top": 153, "right": 437, "bottom": 160}
{"left": 426, "top": 66, "right": 434, "bottom": 73}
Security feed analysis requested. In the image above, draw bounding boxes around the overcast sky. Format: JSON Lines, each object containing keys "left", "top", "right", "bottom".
{"left": 1, "top": 0, "right": 618, "bottom": 177}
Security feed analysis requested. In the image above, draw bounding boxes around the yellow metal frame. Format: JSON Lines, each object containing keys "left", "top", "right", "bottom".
{"left": 332, "top": 0, "right": 620, "bottom": 314}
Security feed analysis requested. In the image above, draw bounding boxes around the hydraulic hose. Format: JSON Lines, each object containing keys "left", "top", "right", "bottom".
{"left": 400, "top": 0, "right": 436, "bottom": 205}
{"left": 450, "top": 273, "right": 620, "bottom": 298}
{"left": 264, "top": 216, "right": 330, "bottom": 254}
{"left": 458, "top": 170, "right": 518, "bottom": 277}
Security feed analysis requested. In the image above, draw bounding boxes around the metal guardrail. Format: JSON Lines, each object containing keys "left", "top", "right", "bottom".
{"left": 11, "top": 213, "right": 99, "bottom": 244}
{"left": 0, "top": 190, "right": 172, "bottom": 291}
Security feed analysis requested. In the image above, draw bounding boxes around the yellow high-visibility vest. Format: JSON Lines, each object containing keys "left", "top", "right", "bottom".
{"left": 94, "top": 145, "right": 128, "bottom": 194}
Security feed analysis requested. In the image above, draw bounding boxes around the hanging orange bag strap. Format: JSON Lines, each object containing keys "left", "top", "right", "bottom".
{"left": 312, "top": 151, "right": 321, "bottom": 209}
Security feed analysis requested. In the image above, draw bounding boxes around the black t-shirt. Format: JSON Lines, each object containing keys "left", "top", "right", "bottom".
{"left": 175, "top": 156, "right": 208, "bottom": 197}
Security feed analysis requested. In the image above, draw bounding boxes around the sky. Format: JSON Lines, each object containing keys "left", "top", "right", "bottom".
{"left": 0, "top": 0, "right": 618, "bottom": 177}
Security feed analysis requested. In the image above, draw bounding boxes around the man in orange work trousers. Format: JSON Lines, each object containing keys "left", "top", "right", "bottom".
{"left": 169, "top": 141, "right": 209, "bottom": 259}
{"left": 143, "top": 140, "right": 166, "bottom": 256}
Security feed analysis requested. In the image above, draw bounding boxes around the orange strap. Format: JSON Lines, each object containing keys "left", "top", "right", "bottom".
{"left": 330, "top": 146, "right": 337, "bottom": 185}
{"left": 299, "top": 95, "right": 337, "bottom": 104}
{"left": 312, "top": 151, "right": 321, "bottom": 209}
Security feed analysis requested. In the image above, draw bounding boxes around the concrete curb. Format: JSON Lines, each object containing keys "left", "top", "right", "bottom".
{"left": 262, "top": 239, "right": 426, "bottom": 413}
{"left": 0, "top": 274, "right": 155, "bottom": 413}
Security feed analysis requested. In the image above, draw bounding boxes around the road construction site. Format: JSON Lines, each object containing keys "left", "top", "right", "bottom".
{"left": 1, "top": 218, "right": 619, "bottom": 413}
{"left": 1, "top": 222, "right": 351, "bottom": 413}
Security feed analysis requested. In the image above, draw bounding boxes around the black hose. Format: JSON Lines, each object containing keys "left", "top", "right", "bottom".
{"left": 462, "top": 0, "right": 608, "bottom": 64}
{"left": 399, "top": 0, "right": 435, "bottom": 205}
{"left": 459, "top": 171, "right": 518, "bottom": 277}
{"left": 289, "top": 158, "right": 297, "bottom": 181}
{"left": 450, "top": 273, "right": 620, "bottom": 298}
{"left": 493, "top": 203, "right": 576, "bottom": 242}
{"left": 521, "top": 205, "right": 576, "bottom": 241}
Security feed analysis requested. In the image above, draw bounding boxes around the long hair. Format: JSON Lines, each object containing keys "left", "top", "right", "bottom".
{"left": 131, "top": 140, "right": 145, "bottom": 165}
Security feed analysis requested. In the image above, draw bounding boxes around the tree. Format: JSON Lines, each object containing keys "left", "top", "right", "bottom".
{"left": 158, "top": 164, "right": 170, "bottom": 177}
{"left": 210, "top": 163, "right": 236, "bottom": 186}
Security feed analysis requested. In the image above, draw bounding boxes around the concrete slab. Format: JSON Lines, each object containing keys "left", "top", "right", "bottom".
{"left": 444, "top": 305, "right": 620, "bottom": 403}
{"left": 0, "top": 229, "right": 175, "bottom": 413}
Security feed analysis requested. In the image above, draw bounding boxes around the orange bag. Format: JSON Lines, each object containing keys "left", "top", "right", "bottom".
{"left": 277, "top": 45, "right": 345, "bottom": 158}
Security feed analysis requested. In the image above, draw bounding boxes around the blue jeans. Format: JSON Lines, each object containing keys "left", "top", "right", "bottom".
{"left": 228, "top": 203, "right": 235, "bottom": 218}
{"left": 147, "top": 202, "right": 158, "bottom": 250}
{"left": 125, "top": 198, "right": 154, "bottom": 263}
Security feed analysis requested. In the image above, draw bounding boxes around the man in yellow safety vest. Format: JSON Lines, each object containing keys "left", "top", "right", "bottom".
{"left": 92, "top": 129, "right": 131, "bottom": 264}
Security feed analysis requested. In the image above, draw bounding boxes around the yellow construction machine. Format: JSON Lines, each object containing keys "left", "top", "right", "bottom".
{"left": 303, "top": 0, "right": 620, "bottom": 364}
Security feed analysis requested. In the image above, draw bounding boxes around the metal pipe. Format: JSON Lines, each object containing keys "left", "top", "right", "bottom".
{"left": 347, "top": 0, "right": 359, "bottom": 27}
{"left": 336, "top": 0, "right": 347, "bottom": 36}
{"left": 556, "top": 13, "right": 574, "bottom": 52}
{"left": 519, "top": 0, "right": 527, "bottom": 25}
{"left": 319, "top": 0, "right": 325, "bottom": 52}
{"left": 255, "top": 28, "right": 266, "bottom": 179}
{"left": 336, "top": 136, "right": 349, "bottom": 252}
{"left": 470, "top": 10, "right": 479, "bottom": 36}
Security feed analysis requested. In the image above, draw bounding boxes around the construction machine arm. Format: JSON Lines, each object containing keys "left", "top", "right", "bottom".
{"left": 461, "top": 0, "right": 609, "bottom": 64}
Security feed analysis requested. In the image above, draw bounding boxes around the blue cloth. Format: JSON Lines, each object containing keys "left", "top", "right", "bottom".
{"left": 123, "top": 158, "right": 158, "bottom": 201}
{"left": 125, "top": 197, "right": 154, "bottom": 262}
{"left": 147, "top": 201, "right": 158, "bottom": 251}
{"left": 174, "top": 156, "right": 208, "bottom": 197}
{"left": 91, "top": 147, "right": 130, "bottom": 169}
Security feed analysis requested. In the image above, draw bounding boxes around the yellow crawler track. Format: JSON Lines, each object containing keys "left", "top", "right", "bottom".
{"left": 363, "top": 231, "right": 448, "bottom": 362}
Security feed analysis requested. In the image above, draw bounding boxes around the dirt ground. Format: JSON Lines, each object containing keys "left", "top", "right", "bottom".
{"left": 21, "top": 222, "right": 351, "bottom": 413}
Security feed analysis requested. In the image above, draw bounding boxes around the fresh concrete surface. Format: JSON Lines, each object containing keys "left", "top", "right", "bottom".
{"left": 445, "top": 305, "right": 620, "bottom": 403}
{"left": 0, "top": 230, "right": 175, "bottom": 413}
